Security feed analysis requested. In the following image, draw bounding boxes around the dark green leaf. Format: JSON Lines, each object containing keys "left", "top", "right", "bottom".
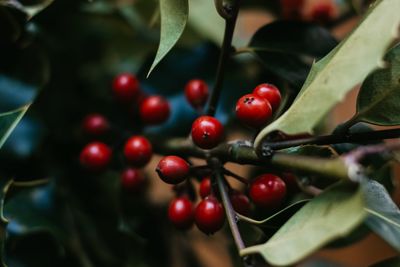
{"left": 246, "top": 21, "right": 337, "bottom": 87}
{"left": 240, "top": 183, "right": 365, "bottom": 266}
{"left": 363, "top": 179, "right": 400, "bottom": 251}
{"left": 355, "top": 44, "right": 400, "bottom": 125}
{"left": 0, "top": 106, "right": 29, "bottom": 150}
{"left": 255, "top": 0, "right": 400, "bottom": 148}
{"left": 249, "top": 21, "right": 337, "bottom": 57}
{"left": 147, "top": 0, "right": 188, "bottom": 76}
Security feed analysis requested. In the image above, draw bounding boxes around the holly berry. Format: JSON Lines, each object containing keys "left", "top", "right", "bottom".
{"left": 121, "top": 168, "right": 144, "bottom": 192}
{"left": 230, "top": 191, "right": 251, "bottom": 215}
{"left": 156, "top": 156, "right": 190, "bottom": 184}
{"left": 235, "top": 94, "right": 272, "bottom": 128}
{"left": 82, "top": 113, "right": 109, "bottom": 136}
{"left": 195, "top": 196, "right": 225, "bottom": 234}
{"left": 310, "top": 2, "right": 335, "bottom": 24}
{"left": 139, "top": 95, "right": 170, "bottom": 125}
{"left": 124, "top": 136, "right": 152, "bottom": 167}
{"left": 191, "top": 116, "right": 223, "bottom": 149}
{"left": 112, "top": 73, "right": 140, "bottom": 102}
{"left": 184, "top": 79, "right": 209, "bottom": 109}
{"left": 168, "top": 197, "right": 194, "bottom": 229}
{"left": 80, "top": 142, "right": 112, "bottom": 171}
{"left": 199, "top": 177, "right": 212, "bottom": 198}
{"left": 249, "top": 174, "right": 286, "bottom": 210}
{"left": 253, "top": 83, "right": 282, "bottom": 111}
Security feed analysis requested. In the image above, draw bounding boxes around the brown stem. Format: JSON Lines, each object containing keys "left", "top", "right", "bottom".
{"left": 207, "top": 0, "right": 241, "bottom": 116}
{"left": 153, "top": 138, "right": 349, "bottom": 180}
{"left": 213, "top": 164, "right": 245, "bottom": 251}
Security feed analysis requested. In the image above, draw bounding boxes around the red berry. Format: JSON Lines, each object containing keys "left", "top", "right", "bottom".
{"left": 253, "top": 83, "right": 282, "bottom": 111}
{"left": 156, "top": 156, "right": 190, "bottom": 184}
{"left": 311, "top": 3, "right": 335, "bottom": 24}
{"left": 82, "top": 113, "right": 109, "bottom": 136}
{"left": 124, "top": 136, "right": 152, "bottom": 167}
{"left": 191, "top": 116, "right": 223, "bottom": 149}
{"left": 112, "top": 73, "right": 140, "bottom": 102}
{"left": 199, "top": 177, "right": 212, "bottom": 198}
{"left": 235, "top": 94, "right": 272, "bottom": 128}
{"left": 139, "top": 95, "right": 170, "bottom": 125}
{"left": 230, "top": 191, "right": 251, "bottom": 215}
{"left": 184, "top": 79, "right": 209, "bottom": 109}
{"left": 195, "top": 196, "right": 225, "bottom": 234}
{"left": 121, "top": 168, "right": 144, "bottom": 192}
{"left": 168, "top": 197, "right": 194, "bottom": 229}
{"left": 80, "top": 142, "right": 112, "bottom": 171}
{"left": 249, "top": 174, "right": 286, "bottom": 210}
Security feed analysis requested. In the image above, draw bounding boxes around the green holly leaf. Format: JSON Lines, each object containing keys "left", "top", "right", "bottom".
{"left": 352, "top": 44, "right": 400, "bottom": 125}
{"left": 254, "top": 0, "right": 400, "bottom": 149}
{"left": 0, "top": 105, "right": 29, "bottom": 150}
{"left": 362, "top": 179, "right": 400, "bottom": 252}
{"left": 147, "top": 0, "right": 188, "bottom": 76}
{"left": 240, "top": 183, "right": 365, "bottom": 266}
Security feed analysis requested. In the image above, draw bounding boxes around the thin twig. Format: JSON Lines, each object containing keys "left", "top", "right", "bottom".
{"left": 206, "top": 0, "right": 241, "bottom": 116}
{"left": 262, "top": 128, "right": 400, "bottom": 151}
{"left": 214, "top": 164, "right": 246, "bottom": 252}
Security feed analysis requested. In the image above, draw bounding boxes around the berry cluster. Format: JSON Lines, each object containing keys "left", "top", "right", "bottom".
{"left": 235, "top": 83, "right": 281, "bottom": 128}
{"left": 79, "top": 75, "right": 292, "bottom": 236}
{"left": 156, "top": 154, "right": 289, "bottom": 234}
{"left": 79, "top": 73, "right": 171, "bottom": 192}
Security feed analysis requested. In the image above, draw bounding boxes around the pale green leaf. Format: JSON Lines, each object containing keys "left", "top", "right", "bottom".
{"left": 147, "top": 0, "right": 188, "bottom": 76}
{"left": 0, "top": 105, "right": 30, "bottom": 150}
{"left": 255, "top": 0, "right": 400, "bottom": 149}
{"left": 354, "top": 44, "right": 400, "bottom": 125}
{"left": 240, "top": 183, "right": 365, "bottom": 266}
{"left": 363, "top": 180, "right": 400, "bottom": 251}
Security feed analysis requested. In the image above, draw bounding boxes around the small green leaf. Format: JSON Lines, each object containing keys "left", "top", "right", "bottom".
{"left": 147, "top": 0, "right": 188, "bottom": 77}
{"left": 0, "top": 105, "right": 29, "bottom": 150}
{"left": 363, "top": 179, "right": 400, "bottom": 251}
{"left": 254, "top": 0, "right": 400, "bottom": 149}
{"left": 354, "top": 44, "right": 400, "bottom": 125}
{"left": 240, "top": 183, "right": 365, "bottom": 266}
{"left": 237, "top": 200, "right": 309, "bottom": 228}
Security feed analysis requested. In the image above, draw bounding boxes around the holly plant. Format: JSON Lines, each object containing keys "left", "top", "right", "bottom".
{"left": 1, "top": 0, "right": 400, "bottom": 266}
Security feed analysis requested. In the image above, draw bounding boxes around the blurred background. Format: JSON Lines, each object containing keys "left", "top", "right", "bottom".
{"left": 0, "top": 0, "right": 398, "bottom": 266}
